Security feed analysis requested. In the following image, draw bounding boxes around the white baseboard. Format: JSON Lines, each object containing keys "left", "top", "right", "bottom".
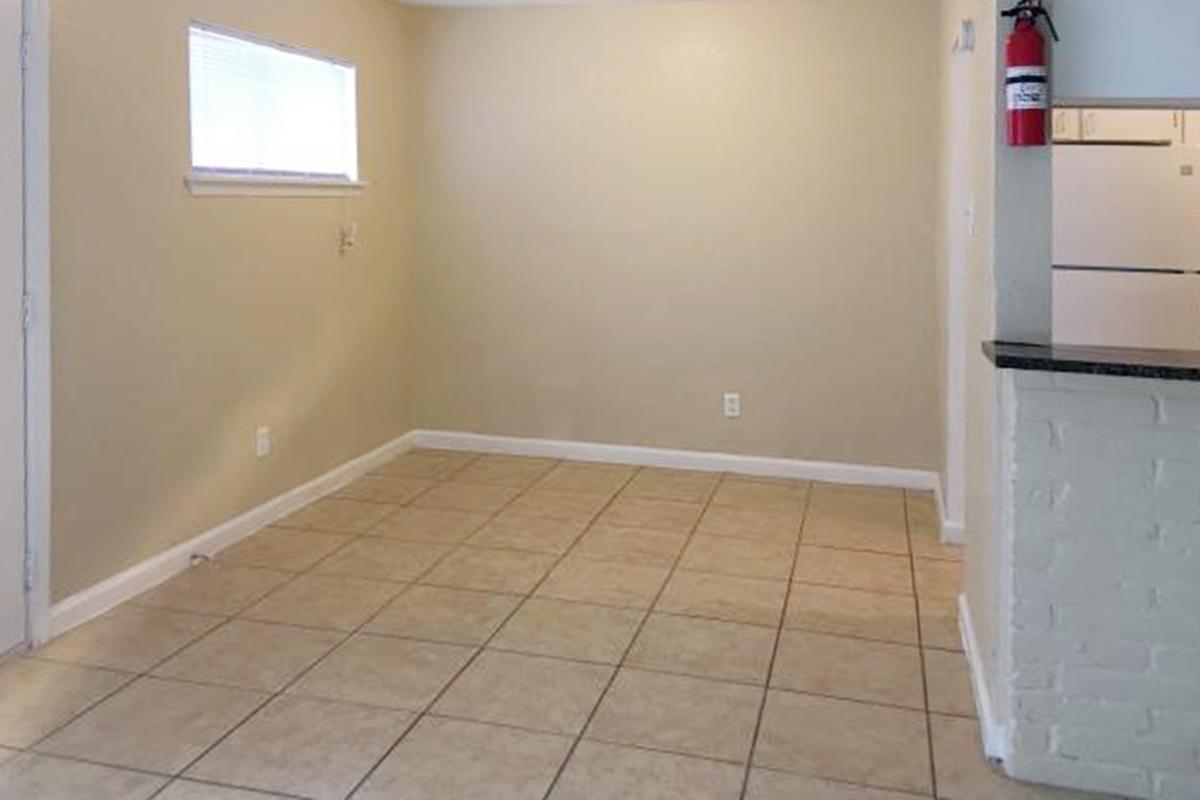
{"left": 45, "top": 431, "right": 418, "bottom": 641}
{"left": 934, "top": 479, "right": 966, "bottom": 546}
{"left": 959, "top": 592, "right": 1009, "bottom": 762}
{"left": 411, "top": 430, "right": 940, "bottom": 491}
{"left": 45, "top": 428, "right": 940, "bottom": 642}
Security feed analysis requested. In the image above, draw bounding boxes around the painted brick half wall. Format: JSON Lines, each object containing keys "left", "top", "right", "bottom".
{"left": 1001, "top": 369, "right": 1200, "bottom": 800}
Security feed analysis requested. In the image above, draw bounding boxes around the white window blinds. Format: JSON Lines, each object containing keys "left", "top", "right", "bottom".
{"left": 189, "top": 25, "right": 358, "bottom": 180}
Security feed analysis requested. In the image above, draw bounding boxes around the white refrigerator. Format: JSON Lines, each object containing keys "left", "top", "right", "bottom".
{"left": 1053, "top": 144, "right": 1200, "bottom": 350}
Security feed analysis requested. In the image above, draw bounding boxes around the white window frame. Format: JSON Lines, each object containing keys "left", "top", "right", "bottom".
{"left": 185, "top": 22, "right": 366, "bottom": 198}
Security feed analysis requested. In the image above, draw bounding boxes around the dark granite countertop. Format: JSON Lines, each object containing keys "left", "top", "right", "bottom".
{"left": 984, "top": 341, "right": 1200, "bottom": 382}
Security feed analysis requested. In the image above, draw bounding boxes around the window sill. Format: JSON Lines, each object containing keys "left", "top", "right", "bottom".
{"left": 186, "top": 171, "right": 366, "bottom": 197}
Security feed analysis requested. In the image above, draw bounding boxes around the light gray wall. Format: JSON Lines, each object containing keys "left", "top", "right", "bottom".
{"left": 1054, "top": 0, "right": 1200, "bottom": 104}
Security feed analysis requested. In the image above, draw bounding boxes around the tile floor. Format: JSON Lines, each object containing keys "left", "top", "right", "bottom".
{"left": 0, "top": 451, "right": 1114, "bottom": 800}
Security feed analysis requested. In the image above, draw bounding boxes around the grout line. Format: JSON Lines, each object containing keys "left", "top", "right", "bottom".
{"left": 340, "top": 458, "right": 638, "bottom": 800}
{"left": 534, "top": 468, "right": 723, "bottom": 800}
{"left": 906, "top": 491, "right": 940, "bottom": 800}
{"left": 20, "top": 463, "right": 955, "bottom": 800}
{"left": 15, "top": 452, "right": 490, "bottom": 798}
{"left": 736, "top": 480, "right": 812, "bottom": 800}
{"left": 23, "top": 604, "right": 263, "bottom": 756}
{"left": 146, "top": 454, "right": 517, "bottom": 800}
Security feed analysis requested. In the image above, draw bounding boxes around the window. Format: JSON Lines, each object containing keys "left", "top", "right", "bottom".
{"left": 188, "top": 24, "right": 360, "bottom": 195}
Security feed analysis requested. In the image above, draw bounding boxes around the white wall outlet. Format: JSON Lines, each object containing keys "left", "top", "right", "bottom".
{"left": 723, "top": 392, "right": 742, "bottom": 419}
{"left": 254, "top": 426, "right": 271, "bottom": 459}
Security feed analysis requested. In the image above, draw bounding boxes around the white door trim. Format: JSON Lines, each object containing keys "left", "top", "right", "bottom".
{"left": 22, "top": 0, "right": 51, "bottom": 646}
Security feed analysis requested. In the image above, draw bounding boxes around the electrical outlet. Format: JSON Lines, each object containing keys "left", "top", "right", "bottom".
{"left": 723, "top": 392, "right": 742, "bottom": 419}
{"left": 255, "top": 426, "right": 272, "bottom": 459}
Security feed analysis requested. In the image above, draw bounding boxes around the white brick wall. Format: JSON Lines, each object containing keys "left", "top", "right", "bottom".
{"left": 1003, "top": 370, "right": 1200, "bottom": 799}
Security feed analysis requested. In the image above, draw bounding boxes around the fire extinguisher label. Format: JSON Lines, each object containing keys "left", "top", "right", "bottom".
{"left": 1006, "top": 66, "right": 1048, "bottom": 111}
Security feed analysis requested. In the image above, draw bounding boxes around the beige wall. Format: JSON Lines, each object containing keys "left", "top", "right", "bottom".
{"left": 407, "top": 0, "right": 941, "bottom": 470}
{"left": 49, "top": 0, "right": 946, "bottom": 603}
{"left": 50, "top": 0, "right": 415, "bottom": 600}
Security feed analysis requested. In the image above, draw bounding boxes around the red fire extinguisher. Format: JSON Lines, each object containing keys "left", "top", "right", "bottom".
{"left": 1002, "top": 1, "right": 1060, "bottom": 147}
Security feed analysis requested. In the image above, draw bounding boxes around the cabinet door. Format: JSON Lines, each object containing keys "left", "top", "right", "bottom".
{"left": 1054, "top": 270, "right": 1200, "bottom": 350}
{"left": 1053, "top": 109, "right": 1081, "bottom": 141}
{"left": 1080, "top": 109, "right": 1181, "bottom": 144}
{"left": 1185, "top": 111, "right": 1200, "bottom": 146}
{"left": 1053, "top": 145, "right": 1200, "bottom": 271}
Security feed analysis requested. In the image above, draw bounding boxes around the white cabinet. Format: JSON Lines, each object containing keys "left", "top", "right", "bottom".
{"left": 1053, "top": 109, "right": 1081, "bottom": 141}
{"left": 1080, "top": 109, "right": 1181, "bottom": 144}
{"left": 1054, "top": 270, "right": 1200, "bottom": 350}
{"left": 1185, "top": 111, "right": 1200, "bottom": 146}
{"left": 1054, "top": 145, "right": 1200, "bottom": 270}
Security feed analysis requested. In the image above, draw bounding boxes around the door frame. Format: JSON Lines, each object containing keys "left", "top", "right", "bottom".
{"left": 22, "top": 0, "right": 51, "bottom": 646}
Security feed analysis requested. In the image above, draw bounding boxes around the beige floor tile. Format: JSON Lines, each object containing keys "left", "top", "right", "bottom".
{"left": 454, "top": 454, "right": 558, "bottom": 488}
{"left": 549, "top": 740, "right": 745, "bottom": 800}
{"left": 433, "top": 650, "right": 612, "bottom": 735}
{"left": 0, "top": 658, "right": 132, "bottom": 748}
{"left": 217, "top": 527, "right": 351, "bottom": 572}
{"left": 133, "top": 564, "right": 292, "bottom": 617}
{"left": 920, "top": 596, "right": 964, "bottom": 652}
{"left": 626, "top": 613, "right": 776, "bottom": 684}
{"left": 569, "top": 524, "right": 687, "bottom": 567}
{"left": 276, "top": 498, "right": 398, "bottom": 534}
{"left": 37, "top": 676, "right": 265, "bottom": 774}
{"left": 754, "top": 690, "right": 931, "bottom": 795}
{"left": 785, "top": 584, "right": 919, "bottom": 645}
{"left": 925, "top": 648, "right": 978, "bottom": 718}
{"left": 621, "top": 468, "right": 721, "bottom": 504}
{"left": 152, "top": 620, "right": 342, "bottom": 692}
{"left": 793, "top": 546, "right": 914, "bottom": 595}
{"left": 586, "top": 668, "right": 761, "bottom": 762}
{"left": 371, "top": 507, "right": 491, "bottom": 544}
{"left": 598, "top": 496, "right": 703, "bottom": 533}
{"left": 678, "top": 535, "right": 795, "bottom": 580}
{"left": 772, "top": 631, "right": 924, "bottom": 709}
{"left": 536, "top": 558, "right": 669, "bottom": 609}
{"left": 336, "top": 474, "right": 437, "bottom": 504}
{"left": 535, "top": 462, "right": 634, "bottom": 495}
{"left": 746, "top": 768, "right": 921, "bottom": 800}
{"left": 354, "top": 716, "right": 572, "bottom": 800}
{"left": 502, "top": 489, "right": 612, "bottom": 523}
{"left": 0, "top": 753, "right": 166, "bottom": 800}
{"left": 311, "top": 537, "right": 450, "bottom": 582}
{"left": 492, "top": 599, "right": 643, "bottom": 664}
{"left": 931, "top": 715, "right": 1109, "bottom": 800}
{"left": 288, "top": 634, "right": 475, "bottom": 711}
{"left": 372, "top": 449, "right": 477, "bottom": 479}
{"left": 412, "top": 482, "right": 522, "bottom": 514}
{"left": 710, "top": 478, "right": 808, "bottom": 512}
{"left": 906, "top": 489, "right": 938, "bottom": 519}
{"left": 915, "top": 557, "right": 964, "bottom": 601}
{"left": 364, "top": 585, "right": 521, "bottom": 645}
{"left": 910, "top": 525, "right": 965, "bottom": 562}
{"left": 657, "top": 570, "right": 787, "bottom": 626}
{"left": 809, "top": 483, "right": 905, "bottom": 513}
{"left": 806, "top": 502, "right": 907, "bottom": 527}
{"left": 802, "top": 514, "right": 909, "bottom": 555}
{"left": 241, "top": 574, "right": 402, "bottom": 631}
{"left": 33, "top": 604, "right": 222, "bottom": 672}
{"left": 0, "top": 747, "right": 15, "bottom": 766}
{"left": 468, "top": 514, "right": 587, "bottom": 555}
{"left": 696, "top": 506, "right": 803, "bottom": 543}
{"left": 187, "top": 695, "right": 411, "bottom": 800}
{"left": 422, "top": 547, "right": 557, "bottom": 594}
{"left": 158, "top": 781, "right": 293, "bottom": 799}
